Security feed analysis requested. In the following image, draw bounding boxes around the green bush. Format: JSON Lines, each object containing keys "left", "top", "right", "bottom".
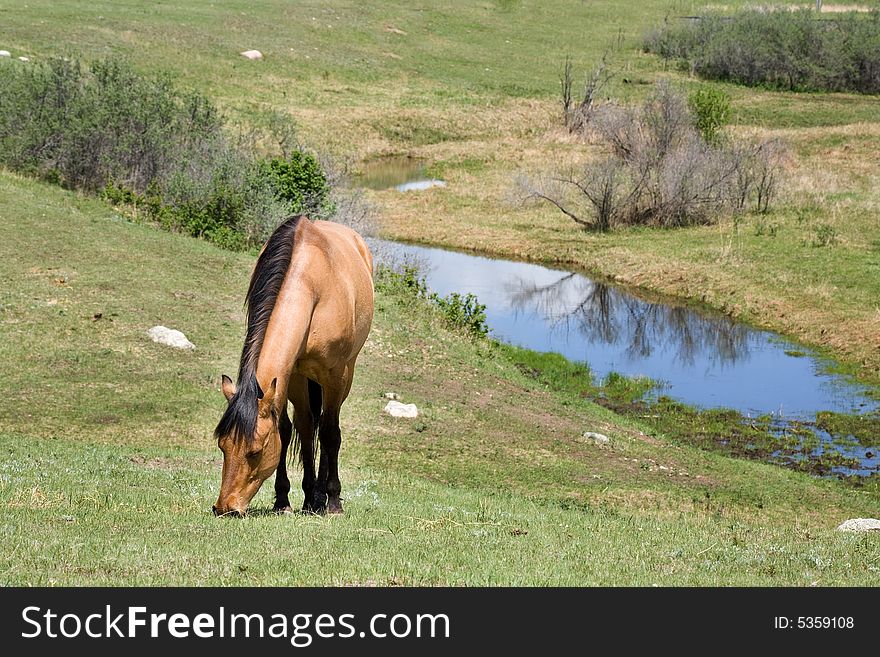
{"left": 0, "top": 58, "right": 221, "bottom": 191}
{"left": 375, "top": 264, "right": 489, "bottom": 338}
{"left": 430, "top": 292, "right": 489, "bottom": 338}
{"left": 374, "top": 263, "right": 429, "bottom": 299}
{"left": 645, "top": 9, "right": 880, "bottom": 94}
{"left": 257, "top": 152, "right": 333, "bottom": 216}
{"left": 0, "top": 56, "right": 335, "bottom": 251}
{"left": 688, "top": 86, "right": 730, "bottom": 146}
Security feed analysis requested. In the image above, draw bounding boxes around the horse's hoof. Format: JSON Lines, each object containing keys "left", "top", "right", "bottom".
{"left": 273, "top": 505, "right": 293, "bottom": 515}
{"left": 327, "top": 500, "right": 344, "bottom": 515}
{"left": 306, "top": 492, "right": 328, "bottom": 515}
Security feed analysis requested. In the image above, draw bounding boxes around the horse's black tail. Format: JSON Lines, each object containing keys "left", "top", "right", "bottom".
{"left": 290, "top": 378, "right": 323, "bottom": 467}
{"left": 308, "top": 378, "right": 323, "bottom": 427}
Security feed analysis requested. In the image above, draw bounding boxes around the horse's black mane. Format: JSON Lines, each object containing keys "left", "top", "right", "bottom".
{"left": 214, "top": 215, "right": 304, "bottom": 444}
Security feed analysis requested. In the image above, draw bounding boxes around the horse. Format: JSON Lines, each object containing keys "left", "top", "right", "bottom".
{"left": 212, "top": 215, "right": 374, "bottom": 516}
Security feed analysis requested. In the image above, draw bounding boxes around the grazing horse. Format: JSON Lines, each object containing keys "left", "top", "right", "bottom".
{"left": 213, "top": 216, "right": 374, "bottom": 516}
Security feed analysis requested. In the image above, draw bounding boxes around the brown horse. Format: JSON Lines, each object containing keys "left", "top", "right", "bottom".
{"left": 213, "top": 216, "right": 374, "bottom": 516}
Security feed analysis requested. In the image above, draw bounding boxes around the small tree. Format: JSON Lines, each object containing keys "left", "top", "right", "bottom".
{"left": 688, "top": 86, "right": 731, "bottom": 145}
{"left": 256, "top": 151, "right": 334, "bottom": 216}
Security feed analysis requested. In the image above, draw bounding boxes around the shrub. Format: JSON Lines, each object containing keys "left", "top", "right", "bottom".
{"left": 375, "top": 264, "right": 489, "bottom": 338}
{"left": 561, "top": 53, "right": 613, "bottom": 134}
{"left": 257, "top": 152, "right": 334, "bottom": 217}
{"left": 688, "top": 86, "right": 730, "bottom": 146}
{"left": 0, "top": 58, "right": 222, "bottom": 192}
{"left": 0, "top": 56, "right": 345, "bottom": 250}
{"left": 521, "top": 82, "right": 784, "bottom": 230}
{"left": 430, "top": 292, "right": 489, "bottom": 338}
{"left": 374, "top": 263, "right": 429, "bottom": 299}
{"left": 644, "top": 9, "right": 880, "bottom": 94}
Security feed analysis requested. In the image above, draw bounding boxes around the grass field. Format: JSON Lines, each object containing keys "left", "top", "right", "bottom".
{"left": 2, "top": 171, "right": 880, "bottom": 585}
{"left": 2, "top": 1, "right": 880, "bottom": 585}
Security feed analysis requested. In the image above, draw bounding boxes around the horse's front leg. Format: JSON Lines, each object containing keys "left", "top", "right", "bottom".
{"left": 273, "top": 410, "right": 293, "bottom": 513}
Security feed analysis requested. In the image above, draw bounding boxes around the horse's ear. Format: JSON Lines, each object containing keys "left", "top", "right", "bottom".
{"left": 221, "top": 375, "right": 236, "bottom": 402}
{"left": 258, "top": 377, "right": 277, "bottom": 417}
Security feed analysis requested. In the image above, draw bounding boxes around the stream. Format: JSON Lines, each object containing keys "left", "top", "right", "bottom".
{"left": 359, "top": 161, "right": 880, "bottom": 477}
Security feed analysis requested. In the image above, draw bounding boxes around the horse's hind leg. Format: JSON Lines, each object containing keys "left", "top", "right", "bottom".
{"left": 273, "top": 408, "right": 293, "bottom": 513}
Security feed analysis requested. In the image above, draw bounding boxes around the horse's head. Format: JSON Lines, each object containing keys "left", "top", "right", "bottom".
{"left": 212, "top": 375, "right": 281, "bottom": 516}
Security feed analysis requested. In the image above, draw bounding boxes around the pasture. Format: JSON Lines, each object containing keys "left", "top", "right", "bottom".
{"left": 2, "top": 173, "right": 880, "bottom": 585}
{"left": 1, "top": 0, "right": 879, "bottom": 585}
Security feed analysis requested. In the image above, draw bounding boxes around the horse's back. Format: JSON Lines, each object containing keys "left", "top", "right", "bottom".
{"left": 310, "top": 220, "right": 373, "bottom": 275}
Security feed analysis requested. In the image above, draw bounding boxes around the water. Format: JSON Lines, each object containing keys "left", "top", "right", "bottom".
{"left": 396, "top": 179, "right": 447, "bottom": 192}
{"left": 356, "top": 156, "right": 446, "bottom": 192}
{"left": 370, "top": 238, "right": 880, "bottom": 475}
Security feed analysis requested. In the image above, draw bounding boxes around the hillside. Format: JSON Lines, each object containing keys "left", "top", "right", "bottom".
{"left": 1, "top": 171, "right": 879, "bottom": 585}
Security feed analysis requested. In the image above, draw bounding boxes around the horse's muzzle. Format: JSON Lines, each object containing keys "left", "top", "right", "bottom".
{"left": 212, "top": 505, "right": 243, "bottom": 518}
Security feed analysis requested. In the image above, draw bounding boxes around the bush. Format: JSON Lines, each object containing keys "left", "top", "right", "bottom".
{"left": 521, "top": 82, "right": 784, "bottom": 230}
{"left": 257, "top": 152, "right": 334, "bottom": 216}
{"left": 374, "top": 263, "right": 429, "bottom": 299}
{"left": 0, "top": 58, "right": 221, "bottom": 191}
{"left": 644, "top": 9, "right": 880, "bottom": 94}
{"left": 0, "top": 56, "right": 340, "bottom": 250}
{"left": 688, "top": 86, "right": 730, "bottom": 146}
{"left": 375, "top": 264, "right": 489, "bottom": 338}
{"left": 561, "top": 53, "right": 613, "bottom": 134}
{"left": 430, "top": 292, "right": 489, "bottom": 338}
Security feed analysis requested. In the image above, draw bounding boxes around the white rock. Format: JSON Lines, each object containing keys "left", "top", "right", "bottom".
{"left": 384, "top": 400, "right": 418, "bottom": 418}
{"left": 383, "top": 392, "right": 400, "bottom": 400}
{"left": 836, "top": 518, "right": 880, "bottom": 532}
{"left": 18, "top": 56, "right": 29, "bottom": 62}
{"left": 0, "top": 51, "right": 10, "bottom": 58}
{"left": 147, "top": 325, "right": 195, "bottom": 350}
{"left": 240, "top": 50, "right": 263, "bottom": 60}
{"left": 582, "top": 431, "right": 611, "bottom": 445}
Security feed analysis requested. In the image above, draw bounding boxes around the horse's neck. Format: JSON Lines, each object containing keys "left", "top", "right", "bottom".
{"left": 255, "top": 275, "right": 314, "bottom": 407}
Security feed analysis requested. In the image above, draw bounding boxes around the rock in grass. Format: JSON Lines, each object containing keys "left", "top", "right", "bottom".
{"left": 384, "top": 400, "right": 418, "bottom": 418}
{"left": 240, "top": 50, "right": 263, "bottom": 60}
{"left": 148, "top": 325, "right": 195, "bottom": 350}
{"left": 582, "top": 431, "right": 611, "bottom": 445}
{"left": 383, "top": 392, "right": 400, "bottom": 400}
{"left": 836, "top": 518, "right": 880, "bottom": 532}
{"left": 0, "top": 51, "right": 10, "bottom": 58}
{"left": 18, "top": 56, "right": 29, "bottom": 62}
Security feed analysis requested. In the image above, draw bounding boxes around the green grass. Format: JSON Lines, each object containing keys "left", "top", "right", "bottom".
{"left": 2, "top": 170, "right": 880, "bottom": 585}
{"left": 4, "top": 434, "right": 880, "bottom": 586}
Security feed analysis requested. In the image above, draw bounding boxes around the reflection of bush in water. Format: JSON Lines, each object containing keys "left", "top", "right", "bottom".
{"left": 506, "top": 273, "right": 751, "bottom": 366}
